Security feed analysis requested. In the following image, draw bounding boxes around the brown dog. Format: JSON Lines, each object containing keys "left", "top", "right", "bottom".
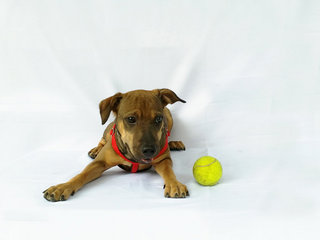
{"left": 43, "top": 89, "right": 189, "bottom": 201}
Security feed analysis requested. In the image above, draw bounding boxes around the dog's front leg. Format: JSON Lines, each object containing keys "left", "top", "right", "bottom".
{"left": 153, "top": 158, "right": 189, "bottom": 198}
{"left": 43, "top": 159, "right": 110, "bottom": 202}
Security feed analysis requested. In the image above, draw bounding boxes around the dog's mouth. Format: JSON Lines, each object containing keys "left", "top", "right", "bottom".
{"left": 140, "top": 158, "right": 153, "bottom": 164}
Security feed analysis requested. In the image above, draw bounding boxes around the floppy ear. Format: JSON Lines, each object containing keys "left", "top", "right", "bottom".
{"left": 99, "top": 93, "right": 123, "bottom": 125}
{"left": 156, "top": 88, "right": 186, "bottom": 107}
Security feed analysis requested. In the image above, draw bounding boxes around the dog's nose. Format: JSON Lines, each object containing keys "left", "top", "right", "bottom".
{"left": 142, "top": 145, "right": 156, "bottom": 158}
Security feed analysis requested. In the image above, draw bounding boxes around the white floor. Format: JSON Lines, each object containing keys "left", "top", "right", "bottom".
{"left": 1, "top": 1, "right": 320, "bottom": 239}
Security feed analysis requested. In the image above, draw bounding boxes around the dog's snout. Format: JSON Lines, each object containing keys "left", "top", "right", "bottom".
{"left": 142, "top": 145, "right": 156, "bottom": 158}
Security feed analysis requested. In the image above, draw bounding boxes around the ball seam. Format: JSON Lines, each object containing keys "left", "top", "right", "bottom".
{"left": 193, "top": 159, "right": 217, "bottom": 168}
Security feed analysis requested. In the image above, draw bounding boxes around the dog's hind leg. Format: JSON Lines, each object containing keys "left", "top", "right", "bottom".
{"left": 88, "top": 138, "right": 106, "bottom": 159}
{"left": 88, "top": 123, "right": 114, "bottom": 159}
{"left": 169, "top": 141, "right": 186, "bottom": 151}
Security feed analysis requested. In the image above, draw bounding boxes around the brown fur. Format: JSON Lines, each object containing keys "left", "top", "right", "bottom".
{"left": 43, "top": 89, "right": 189, "bottom": 201}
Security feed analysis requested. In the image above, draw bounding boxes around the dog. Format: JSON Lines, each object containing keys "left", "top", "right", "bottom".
{"left": 43, "top": 89, "right": 189, "bottom": 201}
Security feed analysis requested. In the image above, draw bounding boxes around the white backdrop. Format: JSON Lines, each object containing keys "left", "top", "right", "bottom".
{"left": 1, "top": 0, "right": 320, "bottom": 239}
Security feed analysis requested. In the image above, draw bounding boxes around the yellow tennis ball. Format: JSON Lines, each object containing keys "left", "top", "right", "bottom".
{"left": 193, "top": 156, "right": 223, "bottom": 186}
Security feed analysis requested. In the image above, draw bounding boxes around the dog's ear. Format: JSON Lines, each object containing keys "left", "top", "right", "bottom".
{"left": 155, "top": 88, "right": 186, "bottom": 107}
{"left": 99, "top": 93, "right": 123, "bottom": 125}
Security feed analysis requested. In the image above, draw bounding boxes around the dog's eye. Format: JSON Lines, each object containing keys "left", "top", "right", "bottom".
{"left": 127, "top": 116, "right": 136, "bottom": 124}
{"left": 155, "top": 116, "right": 163, "bottom": 124}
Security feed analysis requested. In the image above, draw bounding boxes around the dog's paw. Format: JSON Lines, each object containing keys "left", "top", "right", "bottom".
{"left": 163, "top": 181, "right": 189, "bottom": 198}
{"left": 88, "top": 147, "right": 100, "bottom": 159}
{"left": 169, "top": 141, "right": 186, "bottom": 151}
{"left": 43, "top": 183, "right": 76, "bottom": 202}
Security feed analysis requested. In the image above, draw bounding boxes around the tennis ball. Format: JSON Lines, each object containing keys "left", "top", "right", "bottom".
{"left": 193, "top": 156, "right": 222, "bottom": 186}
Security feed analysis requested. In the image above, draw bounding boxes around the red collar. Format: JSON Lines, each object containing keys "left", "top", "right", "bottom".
{"left": 110, "top": 124, "right": 170, "bottom": 173}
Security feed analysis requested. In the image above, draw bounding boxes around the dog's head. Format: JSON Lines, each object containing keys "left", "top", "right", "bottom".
{"left": 99, "top": 89, "right": 185, "bottom": 163}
